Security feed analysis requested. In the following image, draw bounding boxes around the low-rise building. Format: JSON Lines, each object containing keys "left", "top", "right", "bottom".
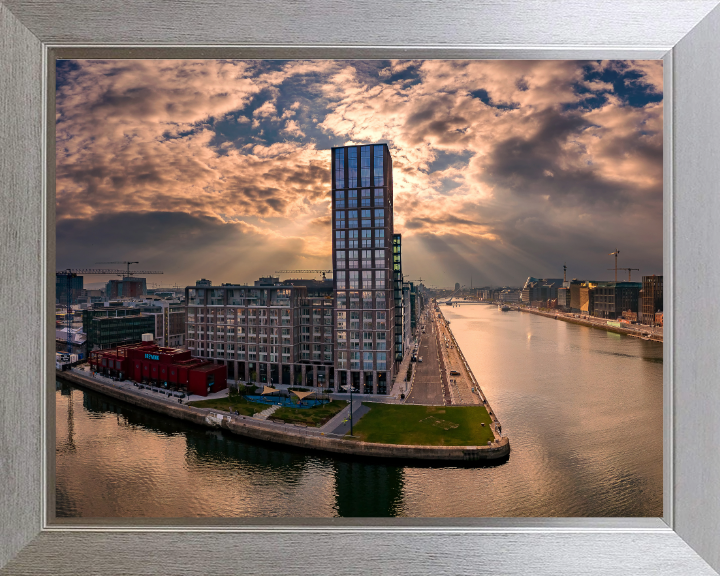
{"left": 642, "top": 275, "right": 663, "bottom": 327}
{"left": 593, "top": 282, "right": 641, "bottom": 319}
{"left": 89, "top": 342, "right": 226, "bottom": 396}
{"left": 82, "top": 306, "right": 155, "bottom": 350}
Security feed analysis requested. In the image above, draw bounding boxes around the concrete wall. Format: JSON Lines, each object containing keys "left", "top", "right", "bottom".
{"left": 57, "top": 370, "right": 510, "bottom": 462}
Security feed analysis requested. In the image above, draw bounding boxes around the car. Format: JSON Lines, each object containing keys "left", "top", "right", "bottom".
{"left": 418, "top": 357, "right": 423, "bottom": 363}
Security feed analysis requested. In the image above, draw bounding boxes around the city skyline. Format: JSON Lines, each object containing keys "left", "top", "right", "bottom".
{"left": 56, "top": 59, "right": 663, "bottom": 288}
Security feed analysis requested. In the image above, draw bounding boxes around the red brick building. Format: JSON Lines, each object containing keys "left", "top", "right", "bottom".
{"left": 89, "top": 342, "right": 226, "bottom": 396}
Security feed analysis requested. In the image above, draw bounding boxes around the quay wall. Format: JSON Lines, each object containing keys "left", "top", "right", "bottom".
{"left": 518, "top": 307, "right": 663, "bottom": 342}
{"left": 56, "top": 370, "right": 510, "bottom": 462}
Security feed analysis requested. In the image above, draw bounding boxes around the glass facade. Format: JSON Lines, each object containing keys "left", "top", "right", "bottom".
{"left": 332, "top": 143, "right": 395, "bottom": 393}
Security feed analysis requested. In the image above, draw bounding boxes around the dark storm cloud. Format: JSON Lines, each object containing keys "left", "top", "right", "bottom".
{"left": 56, "top": 58, "right": 663, "bottom": 287}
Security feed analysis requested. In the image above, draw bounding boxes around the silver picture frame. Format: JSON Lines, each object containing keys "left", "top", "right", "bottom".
{"left": 2, "top": 0, "right": 720, "bottom": 573}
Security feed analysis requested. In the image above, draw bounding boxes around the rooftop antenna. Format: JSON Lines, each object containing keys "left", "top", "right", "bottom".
{"left": 563, "top": 262, "right": 567, "bottom": 283}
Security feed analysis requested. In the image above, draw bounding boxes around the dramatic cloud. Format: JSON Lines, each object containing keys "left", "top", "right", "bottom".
{"left": 56, "top": 59, "right": 663, "bottom": 287}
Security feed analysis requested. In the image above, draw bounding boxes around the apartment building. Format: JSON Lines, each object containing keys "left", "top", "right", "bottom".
{"left": 184, "top": 277, "right": 335, "bottom": 388}
{"left": 331, "top": 143, "right": 396, "bottom": 394}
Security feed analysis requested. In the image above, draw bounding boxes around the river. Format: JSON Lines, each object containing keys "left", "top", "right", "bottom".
{"left": 56, "top": 305, "right": 662, "bottom": 518}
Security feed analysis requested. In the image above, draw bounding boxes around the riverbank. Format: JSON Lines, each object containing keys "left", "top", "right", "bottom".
{"left": 517, "top": 307, "right": 663, "bottom": 342}
{"left": 57, "top": 369, "right": 510, "bottom": 462}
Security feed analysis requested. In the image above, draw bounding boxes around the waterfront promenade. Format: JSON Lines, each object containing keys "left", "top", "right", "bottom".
{"left": 402, "top": 305, "right": 505, "bottom": 441}
{"left": 58, "top": 367, "right": 510, "bottom": 461}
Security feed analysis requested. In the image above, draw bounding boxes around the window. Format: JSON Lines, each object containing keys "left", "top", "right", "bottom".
{"left": 360, "top": 146, "right": 371, "bottom": 186}
{"left": 363, "top": 310, "right": 373, "bottom": 329}
{"left": 375, "top": 270, "right": 386, "bottom": 289}
{"left": 335, "top": 199, "right": 345, "bottom": 209}
{"left": 350, "top": 351, "right": 361, "bottom": 370}
{"left": 375, "top": 249, "right": 385, "bottom": 261}
{"left": 349, "top": 271, "right": 359, "bottom": 289}
{"left": 350, "top": 292, "right": 360, "bottom": 309}
{"left": 335, "top": 211, "right": 345, "bottom": 228}
{"left": 335, "top": 190, "right": 344, "bottom": 200}
{"left": 362, "top": 270, "right": 372, "bottom": 288}
{"left": 336, "top": 240, "right": 345, "bottom": 249}
{"left": 348, "top": 189, "right": 357, "bottom": 208}
{"left": 350, "top": 310, "right": 360, "bottom": 329}
{"left": 337, "top": 293, "right": 347, "bottom": 308}
{"left": 334, "top": 148, "right": 344, "bottom": 188}
{"left": 376, "top": 310, "right": 386, "bottom": 330}
{"left": 348, "top": 229, "right": 358, "bottom": 248}
{"left": 361, "top": 188, "right": 371, "bottom": 206}
{"left": 336, "top": 250, "right": 346, "bottom": 260}
{"left": 361, "top": 229, "right": 372, "bottom": 248}
{"left": 336, "top": 230, "right": 345, "bottom": 239}
{"left": 362, "top": 250, "right": 372, "bottom": 268}
{"left": 375, "top": 228, "right": 385, "bottom": 248}
{"left": 374, "top": 188, "right": 384, "bottom": 206}
{"left": 348, "top": 209, "right": 358, "bottom": 228}
{"left": 374, "top": 145, "right": 384, "bottom": 186}
{"left": 348, "top": 147, "right": 357, "bottom": 187}
{"left": 377, "top": 352, "right": 387, "bottom": 370}
{"left": 363, "top": 291, "right": 373, "bottom": 309}
{"left": 336, "top": 270, "right": 346, "bottom": 290}
{"left": 374, "top": 209, "right": 384, "bottom": 218}
{"left": 363, "top": 352, "right": 374, "bottom": 370}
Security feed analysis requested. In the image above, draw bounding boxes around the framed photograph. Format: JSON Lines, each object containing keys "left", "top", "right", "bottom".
{"left": 2, "top": 1, "right": 720, "bottom": 574}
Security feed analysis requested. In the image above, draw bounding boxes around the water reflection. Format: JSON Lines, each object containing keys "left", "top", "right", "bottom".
{"left": 56, "top": 305, "right": 662, "bottom": 518}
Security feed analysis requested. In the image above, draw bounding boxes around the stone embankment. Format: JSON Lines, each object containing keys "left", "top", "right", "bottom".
{"left": 518, "top": 307, "right": 663, "bottom": 342}
{"left": 57, "top": 370, "right": 510, "bottom": 462}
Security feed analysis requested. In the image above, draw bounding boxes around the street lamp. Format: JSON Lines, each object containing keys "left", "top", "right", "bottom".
{"left": 349, "top": 385, "right": 353, "bottom": 435}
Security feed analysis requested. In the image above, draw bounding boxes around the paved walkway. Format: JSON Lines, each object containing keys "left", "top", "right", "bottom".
{"left": 252, "top": 404, "right": 281, "bottom": 420}
{"left": 390, "top": 341, "right": 417, "bottom": 398}
{"left": 435, "top": 316, "right": 479, "bottom": 405}
{"left": 324, "top": 400, "right": 371, "bottom": 436}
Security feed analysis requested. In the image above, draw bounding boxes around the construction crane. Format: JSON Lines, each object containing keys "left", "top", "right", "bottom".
{"left": 615, "top": 267, "right": 640, "bottom": 281}
{"left": 608, "top": 249, "right": 620, "bottom": 282}
{"left": 276, "top": 269, "right": 333, "bottom": 280}
{"left": 57, "top": 267, "right": 163, "bottom": 354}
{"left": 95, "top": 261, "right": 145, "bottom": 277}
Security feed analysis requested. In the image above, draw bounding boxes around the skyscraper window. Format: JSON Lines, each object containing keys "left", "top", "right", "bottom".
{"left": 360, "top": 146, "right": 371, "bottom": 186}
{"left": 348, "top": 147, "right": 357, "bottom": 187}
{"left": 374, "top": 145, "right": 384, "bottom": 185}
{"left": 335, "top": 148, "right": 344, "bottom": 188}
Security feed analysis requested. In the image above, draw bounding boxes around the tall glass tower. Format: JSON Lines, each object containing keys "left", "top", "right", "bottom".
{"left": 331, "top": 143, "right": 395, "bottom": 394}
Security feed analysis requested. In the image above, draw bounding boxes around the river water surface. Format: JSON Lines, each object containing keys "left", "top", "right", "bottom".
{"left": 56, "top": 305, "right": 662, "bottom": 518}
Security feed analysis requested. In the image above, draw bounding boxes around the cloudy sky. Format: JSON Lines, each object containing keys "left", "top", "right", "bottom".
{"left": 56, "top": 59, "right": 663, "bottom": 289}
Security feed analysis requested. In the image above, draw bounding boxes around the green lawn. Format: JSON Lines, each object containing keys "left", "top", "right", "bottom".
{"left": 349, "top": 403, "right": 496, "bottom": 446}
{"left": 188, "top": 395, "right": 264, "bottom": 417}
{"left": 271, "top": 400, "right": 346, "bottom": 427}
